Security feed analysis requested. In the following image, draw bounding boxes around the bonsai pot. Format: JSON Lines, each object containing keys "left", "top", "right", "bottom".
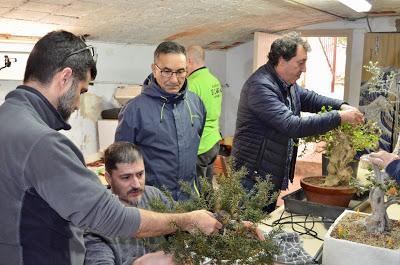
{"left": 300, "top": 176, "right": 356, "bottom": 207}
{"left": 323, "top": 210, "right": 400, "bottom": 265}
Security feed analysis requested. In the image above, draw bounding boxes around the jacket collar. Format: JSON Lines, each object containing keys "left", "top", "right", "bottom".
{"left": 7, "top": 85, "right": 71, "bottom": 131}
{"left": 142, "top": 74, "right": 187, "bottom": 104}
{"left": 188, "top": 66, "right": 207, "bottom": 78}
{"left": 265, "top": 62, "right": 292, "bottom": 94}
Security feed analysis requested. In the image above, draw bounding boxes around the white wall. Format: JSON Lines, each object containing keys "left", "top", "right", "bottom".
{"left": 0, "top": 41, "right": 228, "bottom": 156}
{"left": 223, "top": 41, "right": 254, "bottom": 136}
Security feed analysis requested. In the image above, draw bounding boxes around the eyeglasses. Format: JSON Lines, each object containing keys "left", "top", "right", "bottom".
{"left": 61, "top": 45, "right": 98, "bottom": 64}
{"left": 154, "top": 64, "right": 187, "bottom": 78}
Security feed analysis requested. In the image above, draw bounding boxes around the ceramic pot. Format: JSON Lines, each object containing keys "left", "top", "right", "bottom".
{"left": 300, "top": 176, "right": 356, "bottom": 207}
{"left": 323, "top": 210, "right": 400, "bottom": 265}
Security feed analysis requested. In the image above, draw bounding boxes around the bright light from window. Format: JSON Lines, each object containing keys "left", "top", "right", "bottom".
{"left": 0, "top": 18, "right": 58, "bottom": 37}
{"left": 337, "top": 0, "right": 371, "bottom": 12}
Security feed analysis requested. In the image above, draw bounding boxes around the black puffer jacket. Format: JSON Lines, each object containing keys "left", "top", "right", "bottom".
{"left": 232, "top": 62, "right": 344, "bottom": 189}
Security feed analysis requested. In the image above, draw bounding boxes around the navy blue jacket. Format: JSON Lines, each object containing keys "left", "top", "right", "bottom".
{"left": 232, "top": 62, "right": 343, "bottom": 190}
{"left": 115, "top": 75, "right": 206, "bottom": 200}
{"left": 386, "top": 160, "right": 400, "bottom": 184}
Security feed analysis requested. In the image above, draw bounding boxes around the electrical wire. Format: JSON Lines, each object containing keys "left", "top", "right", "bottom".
{"left": 366, "top": 15, "right": 373, "bottom": 32}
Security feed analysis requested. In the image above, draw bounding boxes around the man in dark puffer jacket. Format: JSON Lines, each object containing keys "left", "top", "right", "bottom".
{"left": 232, "top": 32, "right": 364, "bottom": 212}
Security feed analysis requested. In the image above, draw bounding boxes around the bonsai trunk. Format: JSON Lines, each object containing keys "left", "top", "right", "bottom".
{"left": 364, "top": 165, "right": 391, "bottom": 233}
{"left": 324, "top": 134, "right": 356, "bottom": 186}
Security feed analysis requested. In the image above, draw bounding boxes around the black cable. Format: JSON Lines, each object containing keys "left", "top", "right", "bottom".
{"left": 262, "top": 211, "right": 332, "bottom": 241}
{"left": 366, "top": 16, "right": 372, "bottom": 32}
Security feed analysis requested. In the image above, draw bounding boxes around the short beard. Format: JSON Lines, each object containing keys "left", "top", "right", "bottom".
{"left": 57, "top": 79, "right": 78, "bottom": 121}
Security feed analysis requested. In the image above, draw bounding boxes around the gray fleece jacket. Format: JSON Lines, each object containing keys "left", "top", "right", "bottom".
{"left": 0, "top": 86, "right": 140, "bottom": 265}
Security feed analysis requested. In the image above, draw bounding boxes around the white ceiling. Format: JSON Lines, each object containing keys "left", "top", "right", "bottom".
{"left": 0, "top": 0, "right": 399, "bottom": 49}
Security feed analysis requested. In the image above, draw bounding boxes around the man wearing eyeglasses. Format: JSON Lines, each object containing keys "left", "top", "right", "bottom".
{"left": 0, "top": 31, "right": 221, "bottom": 265}
{"left": 115, "top": 41, "right": 206, "bottom": 201}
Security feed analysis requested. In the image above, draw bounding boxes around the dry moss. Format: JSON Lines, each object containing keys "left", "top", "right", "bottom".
{"left": 331, "top": 212, "right": 400, "bottom": 249}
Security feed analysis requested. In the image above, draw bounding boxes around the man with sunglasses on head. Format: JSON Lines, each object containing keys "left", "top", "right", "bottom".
{"left": 116, "top": 41, "right": 206, "bottom": 201}
{"left": 0, "top": 31, "right": 221, "bottom": 265}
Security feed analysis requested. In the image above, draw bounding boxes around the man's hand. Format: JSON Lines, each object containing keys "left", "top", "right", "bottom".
{"left": 367, "top": 151, "right": 400, "bottom": 168}
{"left": 184, "top": 210, "right": 222, "bottom": 235}
{"left": 339, "top": 107, "right": 364, "bottom": 126}
{"left": 241, "top": 221, "right": 265, "bottom": 241}
{"left": 133, "top": 251, "right": 174, "bottom": 265}
{"left": 340, "top": 104, "right": 357, "bottom": 111}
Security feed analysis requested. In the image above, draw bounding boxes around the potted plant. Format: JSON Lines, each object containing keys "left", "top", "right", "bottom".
{"left": 149, "top": 160, "right": 280, "bottom": 265}
{"left": 322, "top": 62, "right": 400, "bottom": 265}
{"left": 322, "top": 164, "right": 400, "bottom": 265}
{"left": 299, "top": 109, "right": 380, "bottom": 207}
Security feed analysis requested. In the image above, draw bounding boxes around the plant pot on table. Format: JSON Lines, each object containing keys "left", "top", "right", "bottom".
{"left": 300, "top": 176, "right": 356, "bottom": 207}
{"left": 323, "top": 210, "right": 400, "bottom": 265}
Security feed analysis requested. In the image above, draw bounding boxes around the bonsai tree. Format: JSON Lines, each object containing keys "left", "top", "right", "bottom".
{"left": 149, "top": 160, "right": 280, "bottom": 265}
{"left": 302, "top": 108, "right": 380, "bottom": 187}
{"left": 363, "top": 164, "right": 400, "bottom": 233}
{"left": 361, "top": 62, "right": 400, "bottom": 234}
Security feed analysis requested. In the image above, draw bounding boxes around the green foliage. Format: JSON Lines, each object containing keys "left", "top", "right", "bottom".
{"left": 363, "top": 61, "right": 398, "bottom": 99}
{"left": 149, "top": 159, "right": 280, "bottom": 265}
{"left": 302, "top": 106, "right": 380, "bottom": 186}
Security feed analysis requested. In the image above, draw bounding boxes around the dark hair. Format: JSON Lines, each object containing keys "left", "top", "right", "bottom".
{"left": 154, "top": 41, "right": 186, "bottom": 61}
{"left": 104, "top": 142, "right": 143, "bottom": 174}
{"left": 24, "top": 30, "right": 97, "bottom": 84}
{"left": 268, "top": 32, "right": 311, "bottom": 66}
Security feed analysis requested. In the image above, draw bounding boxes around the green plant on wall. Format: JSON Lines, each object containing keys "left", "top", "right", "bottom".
{"left": 149, "top": 160, "right": 280, "bottom": 265}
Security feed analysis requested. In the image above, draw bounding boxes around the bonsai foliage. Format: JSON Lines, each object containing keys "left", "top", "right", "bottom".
{"left": 303, "top": 106, "right": 380, "bottom": 187}
{"left": 362, "top": 61, "right": 399, "bottom": 148}
{"left": 149, "top": 160, "right": 280, "bottom": 265}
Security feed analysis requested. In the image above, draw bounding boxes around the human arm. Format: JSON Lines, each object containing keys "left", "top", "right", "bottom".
{"left": 84, "top": 232, "right": 117, "bottom": 265}
{"left": 299, "top": 88, "right": 364, "bottom": 126}
{"left": 134, "top": 209, "right": 222, "bottom": 237}
{"left": 298, "top": 87, "right": 344, "bottom": 113}
{"left": 132, "top": 251, "right": 174, "bottom": 265}
{"left": 247, "top": 83, "right": 341, "bottom": 138}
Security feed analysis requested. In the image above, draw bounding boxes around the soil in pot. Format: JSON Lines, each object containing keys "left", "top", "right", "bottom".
{"left": 300, "top": 176, "right": 356, "bottom": 207}
{"left": 331, "top": 211, "right": 400, "bottom": 249}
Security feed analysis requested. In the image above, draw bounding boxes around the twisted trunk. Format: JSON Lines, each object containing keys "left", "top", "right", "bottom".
{"left": 324, "top": 134, "right": 355, "bottom": 186}
{"left": 365, "top": 165, "right": 390, "bottom": 233}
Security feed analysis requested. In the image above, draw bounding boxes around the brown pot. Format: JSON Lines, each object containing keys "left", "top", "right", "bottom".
{"left": 300, "top": 176, "right": 356, "bottom": 207}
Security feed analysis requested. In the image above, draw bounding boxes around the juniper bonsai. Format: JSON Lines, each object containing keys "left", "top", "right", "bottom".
{"left": 149, "top": 161, "right": 280, "bottom": 265}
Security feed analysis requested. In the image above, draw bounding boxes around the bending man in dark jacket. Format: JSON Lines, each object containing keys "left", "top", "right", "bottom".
{"left": 0, "top": 30, "right": 221, "bottom": 265}
{"left": 115, "top": 41, "right": 206, "bottom": 201}
{"left": 232, "top": 32, "right": 364, "bottom": 212}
